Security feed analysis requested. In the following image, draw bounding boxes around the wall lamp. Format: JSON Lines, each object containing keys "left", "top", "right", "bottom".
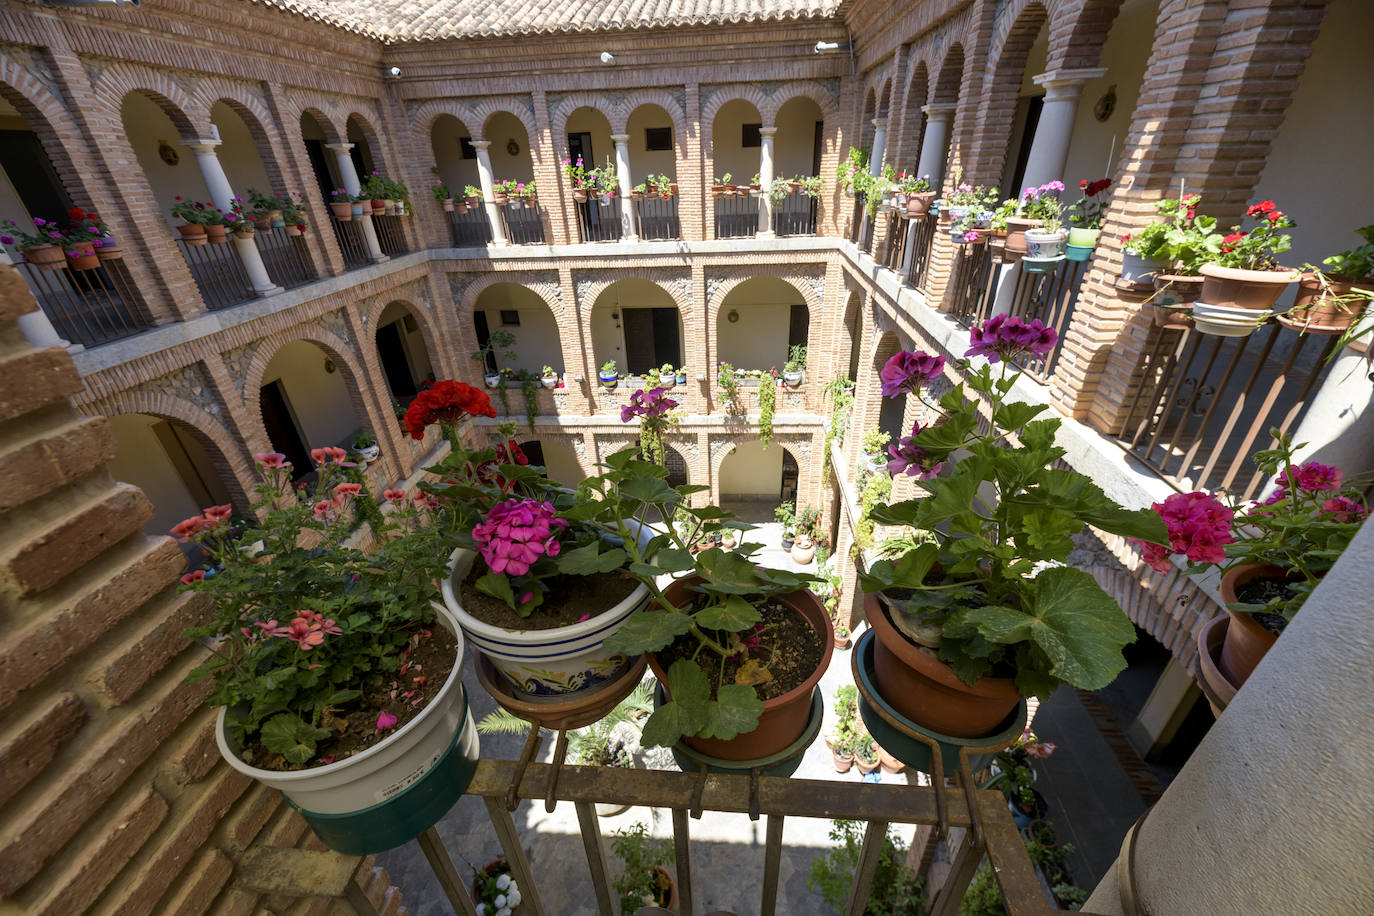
{"left": 600, "top": 51, "right": 616, "bottom": 64}
{"left": 814, "top": 40, "right": 851, "bottom": 54}
{"left": 384, "top": 66, "right": 402, "bottom": 78}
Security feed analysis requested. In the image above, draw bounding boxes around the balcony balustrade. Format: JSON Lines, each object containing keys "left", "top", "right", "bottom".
{"left": 714, "top": 192, "right": 759, "bottom": 239}
{"left": 10, "top": 255, "right": 149, "bottom": 348}
{"left": 255, "top": 225, "right": 318, "bottom": 290}
{"left": 373, "top": 214, "right": 411, "bottom": 256}
{"left": 772, "top": 192, "right": 817, "bottom": 237}
{"left": 177, "top": 235, "right": 257, "bottom": 310}
{"left": 905, "top": 214, "right": 938, "bottom": 290}
{"left": 574, "top": 197, "right": 623, "bottom": 243}
{"left": 498, "top": 198, "right": 547, "bottom": 245}
{"left": 447, "top": 205, "right": 494, "bottom": 246}
{"left": 632, "top": 195, "right": 681, "bottom": 241}
{"left": 328, "top": 214, "right": 373, "bottom": 270}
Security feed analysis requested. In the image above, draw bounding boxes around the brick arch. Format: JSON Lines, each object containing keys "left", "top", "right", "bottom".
{"left": 470, "top": 102, "right": 535, "bottom": 144}
{"left": 701, "top": 86, "right": 771, "bottom": 140}
{"left": 711, "top": 434, "right": 801, "bottom": 503}
{"left": 366, "top": 296, "right": 448, "bottom": 384}
{"left": 94, "top": 63, "right": 208, "bottom": 135}
{"left": 932, "top": 43, "right": 967, "bottom": 107}
{"left": 578, "top": 275, "right": 692, "bottom": 375}
{"left": 1047, "top": 0, "right": 1126, "bottom": 71}
{"left": 86, "top": 390, "right": 258, "bottom": 515}
{"left": 0, "top": 53, "right": 105, "bottom": 215}
{"left": 766, "top": 82, "right": 839, "bottom": 126}
{"left": 202, "top": 87, "right": 290, "bottom": 197}
{"left": 708, "top": 272, "right": 822, "bottom": 331}
{"left": 980, "top": 2, "right": 1050, "bottom": 185}
{"left": 860, "top": 87, "right": 878, "bottom": 150}
{"left": 298, "top": 104, "right": 345, "bottom": 145}
{"left": 345, "top": 111, "right": 387, "bottom": 173}
{"left": 616, "top": 90, "right": 687, "bottom": 137}
{"left": 877, "top": 77, "right": 895, "bottom": 119}
{"left": 410, "top": 100, "right": 476, "bottom": 138}
{"left": 893, "top": 60, "right": 931, "bottom": 168}
{"left": 552, "top": 93, "right": 618, "bottom": 150}
{"left": 988, "top": 0, "right": 1054, "bottom": 71}
{"left": 242, "top": 327, "right": 376, "bottom": 452}
{"left": 462, "top": 274, "right": 566, "bottom": 324}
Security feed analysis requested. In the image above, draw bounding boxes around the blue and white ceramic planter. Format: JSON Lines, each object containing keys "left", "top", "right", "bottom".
{"left": 215, "top": 601, "right": 479, "bottom": 855}
{"left": 442, "top": 529, "right": 652, "bottom": 699}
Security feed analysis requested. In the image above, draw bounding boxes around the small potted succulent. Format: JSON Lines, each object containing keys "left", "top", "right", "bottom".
{"left": 782, "top": 344, "right": 807, "bottom": 387}
{"left": 1135, "top": 432, "right": 1367, "bottom": 704}
{"left": 610, "top": 823, "right": 676, "bottom": 915}
{"left": 599, "top": 359, "right": 619, "bottom": 390}
{"left": 539, "top": 365, "right": 559, "bottom": 389}
{"left": 1195, "top": 200, "right": 1300, "bottom": 332}
{"left": 1066, "top": 178, "right": 1111, "bottom": 259}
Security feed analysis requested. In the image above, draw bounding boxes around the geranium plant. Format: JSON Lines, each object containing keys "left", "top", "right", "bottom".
{"left": 857, "top": 316, "right": 1169, "bottom": 697}
{"left": 1134, "top": 431, "right": 1368, "bottom": 624}
{"left": 179, "top": 449, "right": 452, "bottom": 768}
{"left": 1018, "top": 181, "right": 1066, "bottom": 232}
{"left": 1322, "top": 224, "right": 1374, "bottom": 280}
{"left": 622, "top": 385, "right": 680, "bottom": 466}
{"left": 1068, "top": 178, "right": 1111, "bottom": 229}
{"left": 1212, "top": 200, "right": 1294, "bottom": 270}
{"left": 1, "top": 215, "right": 74, "bottom": 252}
{"left": 1121, "top": 194, "right": 1220, "bottom": 275}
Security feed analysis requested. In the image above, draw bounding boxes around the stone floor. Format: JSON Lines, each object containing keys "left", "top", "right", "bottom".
{"left": 376, "top": 523, "right": 1175, "bottom": 913}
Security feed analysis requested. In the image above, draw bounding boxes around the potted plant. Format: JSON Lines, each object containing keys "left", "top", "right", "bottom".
{"left": 791, "top": 531, "right": 816, "bottom": 566}
{"left": 1135, "top": 431, "right": 1367, "bottom": 694}
{"left": 170, "top": 196, "right": 214, "bottom": 245}
{"left": 984, "top": 727, "right": 1055, "bottom": 828}
{"left": 463, "top": 185, "right": 482, "bottom": 208}
{"left": 782, "top": 344, "right": 807, "bottom": 387}
{"left": 899, "top": 173, "right": 935, "bottom": 216}
{"left": 1281, "top": 226, "right": 1374, "bottom": 336}
{"left": 431, "top": 168, "right": 454, "bottom": 211}
{"left": 471, "top": 329, "right": 517, "bottom": 389}
{"left": 610, "top": 823, "right": 676, "bottom": 915}
{"left": 774, "top": 502, "right": 797, "bottom": 549}
{"left": 850, "top": 732, "right": 879, "bottom": 775}
{"left": 599, "top": 359, "right": 619, "bottom": 390}
{"left": 327, "top": 188, "right": 353, "bottom": 221}
{"left": 175, "top": 448, "right": 477, "bottom": 856}
{"left": 1066, "top": 178, "right": 1111, "bottom": 259}
{"left": 539, "top": 365, "right": 559, "bottom": 389}
{"left": 224, "top": 205, "right": 256, "bottom": 241}
{"left": 571, "top": 450, "right": 832, "bottom": 762}
{"left": 471, "top": 859, "right": 522, "bottom": 915}
{"left": 807, "top": 821, "right": 925, "bottom": 912}
{"left": 1, "top": 216, "right": 71, "bottom": 269}
{"left": 352, "top": 432, "right": 380, "bottom": 463}
{"left": 859, "top": 429, "right": 890, "bottom": 480}
{"left": 824, "top": 684, "right": 860, "bottom": 772}
{"left": 858, "top": 318, "right": 1169, "bottom": 739}
{"left": 1020, "top": 181, "right": 1067, "bottom": 264}
{"left": 715, "top": 172, "right": 732, "bottom": 197}
{"left": 657, "top": 362, "right": 676, "bottom": 390}
{"left": 1196, "top": 199, "right": 1300, "bottom": 323}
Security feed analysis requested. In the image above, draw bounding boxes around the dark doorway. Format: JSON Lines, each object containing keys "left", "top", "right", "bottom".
{"left": 349, "top": 144, "right": 371, "bottom": 181}
{"left": 811, "top": 121, "right": 824, "bottom": 177}
{"left": 259, "top": 380, "right": 311, "bottom": 480}
{"left": 788, "top": 304, "right": 809, "bottom": 353}
{"left": 665, "top": 447, "right": 688, "bottom": 489}
{"left": 520, "top": 439, "right": 546, "bottom": 469}
{"left": 473, "top": 311, "right": 497, "bottom": 373}
{"left": 622, "top": 307, "right": 680, "bottom": 375}
{"left": 780, "top": 449, "right": 799, "bottom": 503}
{"left": 879, "top": 389, "right": 907, "bottom": 444}
{"left": 376, "top": 320, "right": 418, "bottom": 401}
{"left": 1007, "top": 96, "right": 1044, "bottom": 198}
{"left": 303, "top": 139, "right": 336, "bottom": 204}
{"left": 0, "top": 130, "right": 70, "bottom": 222}
{"left": 567, "top": 132, "right": 593, "bottom": 166}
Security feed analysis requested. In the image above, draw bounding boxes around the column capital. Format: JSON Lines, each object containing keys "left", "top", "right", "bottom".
{"left": 1032, "top": 68, "right": 1108, "bottom": 100}
{"left": 758, "top": 126, "right": 778, "bottom": 137}
{"left": 871, "top": 117, "right": 888, "bottom": 129}
{"left": 324, "top": 141, "right": 355, "bottom": 153}
{"left": 921, "top": 103, "right": 958, "bottom": 119}
{"left": 610, "top": 133, "right": 630, "bottom": 144}
{"left": 469, "top": 139, "right": 491, "bottom": 151}
{"left": 182, "top": 138, "right": 222, "bottom": 154}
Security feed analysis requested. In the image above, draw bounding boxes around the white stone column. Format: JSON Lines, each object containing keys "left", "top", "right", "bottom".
{"left": 1020, "top": 68, "right": 1106, "bottom": 192}
{"left": 325, "top": 141, "right": 387, "bottom": 262}
{"left": 186, "top": 138, "right": 282, "bottom": 295}
{"left": 0, "top": 246, "right": 78, "bottom": 350}
{"left": 1286, "top": 346, "right": 1374, "bottom": 482}
{"left": 470, "top": 140, "right": 507, "bottom": 246}
{"left": 611, "top": 133, "right": 637, "bottom": 242}
{"left": 899, "top": 217, "right": 922, "bottom": 278}
{"left": 868, "top": 118, "right": 888, "bottom": 177}
{"left": 757, "top": 126, "right": 777, "bottom": 237}
{"left": 1085, "top": 516, "right": 1374, "bottom": 915}
{"left": 916, "top": 104, "right": 957, "bottom": 191}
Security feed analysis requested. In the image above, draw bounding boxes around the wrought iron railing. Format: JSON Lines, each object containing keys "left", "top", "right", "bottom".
{"left": 447, "top": 206, "right": 494, "bottom": 247}
{"left": 373, "top": 214, "right": 410, "bottom": 256}
{"left": 328, "top": 215, "right": 372, "bottom": 270}
{"left": 10, "top": 255, "right": 149, "bottom": 348}
{"left": 847, "top": 194, "right": 865, "bottom": 244}
{"left": 880, "top": 210, "right": 907, "bottom": 271}
{"left": 255, "top": 225, "right": 317, "bottom": 290}
{"left": 1117, "top": 318, "right": 1340, "bottom": 498}
{"left": 574, "top": 198, "right": 623, "bottom": 243}
{"left": 772, "top": 193, "right": 817, "bottom": 236}
{"left": 945, "top": 239, "right": 1001, "bottom": 326}
{"left": 498, "top": 199, "right": 547, "bottom": 245}
{"left": 632, "top": 196, "right": 681, "bottom": 241}
{"left": 177, "top": 236, "right": 256, "bottom": 311}
{"left": 714, "top": 193, "right": 759, "bottom": 239}
{"left": 906, "top": 215, "right": 938, "bottom": 291}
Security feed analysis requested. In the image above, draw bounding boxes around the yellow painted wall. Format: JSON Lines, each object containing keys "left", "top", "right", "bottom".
{"left": 774, "top": 96, "right": 825, "bottom": 180}
{"left": 567, "top": 107, "right": 616, "bottom": 172}
{"left": 474, "top": 284, "right": 563, "bottom": 377}
{"left": 627, "top": 104, "right": 677, "bottom": 184}
{"left": 719, "top": 438, "right": 783, "bottom": 497}
{"left": 106, "top": 413, "right": 207, "bottom": 540}
{"left": 712, "top": 99, "right": 762, "bottom": 184}
{"left": 533, "top": 439, "right": 586, "bottom": 488}
{"left": 430, "top": 114, "right": 482, "bottom": 196}
{"left": 263, "top": 340, "right": 361, "bottom": 448}
{"left": 486, "top": 112, "right": 534, "bottom": 184}
{"left": 589, "top": 278, "right": 680, "bottom": 372}
{"left": 717, "top": 277, "right": 803, "bottom": 371}
{"left": 121, "top": 92, "right": 215, "bottom": 232}
{"left": 210, "top": 101, "right": 274, "bottom": 204}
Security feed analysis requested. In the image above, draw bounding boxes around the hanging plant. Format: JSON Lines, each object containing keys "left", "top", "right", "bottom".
{"left": 520, "top": 375, "right": 539, "bottom": 430}
{"left": 820, "top": 376, "right": 854, "bottom": 488}
{"left": 758, "top": 373, "right": 776, "bottom": 450}
{"left": 622, "top": 386, "right": 679, "bottom": 467}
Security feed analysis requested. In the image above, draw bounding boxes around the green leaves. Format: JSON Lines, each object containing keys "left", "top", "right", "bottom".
{"left": 556, "top": 541, "right": 629, "bottom": 576}
{"left": 638, "top": 660, "right": 764, "bottom": 747}
{"left": 695, "top": 595, "right": 762, "bottom": 632}
{"left": 260, "top": 714, "right": 332, "bottom": 764}
{"left": 604, "top": 612, "right": 693, "bottom": 655}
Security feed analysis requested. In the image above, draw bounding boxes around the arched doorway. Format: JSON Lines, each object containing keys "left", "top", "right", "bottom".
{"left": 484, "top": 111, "right": 542, "bottom": 244}
{"left": 375, "top": 301, "right": 436, "bottom": 404}
{"left": 716, "top": 277, "right": 810, "bottom": 374}
{"left": 773, "top": 95, "right": 825, "bottom": 235}
{"left": 430, "top": 113, "right": 488, "bottom": 244}
{"left": 627, "top": 102, "right": 681, "bottom": 240}
{"left": 712, "top": 98, "right": 762, "bottom": 238}
{"left": 590, "top": 279, "right": 684, "bottom": 379}
{"left": 718, "top": 439, "right": 799, "bottom": 523}
{"left": 664, "top": 445, "right": 688, "bottom": 490}
{"left": 258, "top": 340, "right": 365, "bottom": 480}
{"left": 518, "top": 439, "right": 585, "bottom": 489}
{"left": 471, "top": 283, "right": 562, "bottom": 378}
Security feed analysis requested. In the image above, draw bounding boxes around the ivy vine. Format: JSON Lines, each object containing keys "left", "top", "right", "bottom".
{"left": 521, "top": 377, "right": 539, "bottom": 430}
{"left": 758, "top": 377, "right": 776, "bottom": 450}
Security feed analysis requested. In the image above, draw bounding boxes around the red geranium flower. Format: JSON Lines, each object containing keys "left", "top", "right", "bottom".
{"left": 403, "top": 380, "right": 496, "bottom": 440}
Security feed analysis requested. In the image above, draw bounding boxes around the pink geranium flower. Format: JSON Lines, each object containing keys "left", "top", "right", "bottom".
{"left": 255, "top": 452, "right": 291, "bottom": 469}
{"left": 171, "top": 515, "right": 208, "bottom": 541}
{"left": 376, "top": 711, "right": 398, "bottom": 731}
{"left": 472, "top": 498, "right": 569, "bottom": 576}
{"left": 384, "top": 488, "right": 406, "bottom": 503}
{"left": 880, "top": 350, "right": 946, "bottom": 397}
{"left": 204, "top": 504, "right": 233, "bottom": 524}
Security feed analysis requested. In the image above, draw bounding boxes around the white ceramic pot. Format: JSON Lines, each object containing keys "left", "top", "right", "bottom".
{"left": 215, "top": 601, "right": 476, "bottom": 815}
{"left": 657, "top": 375, "right": 675, "bottom": 389}
{"left": 485, "top": 373, "right": 501, "bottom": 388}
{"left": 359, "top": 444, "right": 381, "bottom": 463}
{"left": 1024, "top": 229, "right": 1067, "bottom": 259}
{"left": 441, "top": 526, "right": 652, "bottom": 698}
{"left": 782, "top": 370, "right": 804, "bottom": 387}
{"left": 540, "top": 375, "right": 558, "bottom": 389}
{"left": 790, "top": 539, "right": 816, "bottom": 566}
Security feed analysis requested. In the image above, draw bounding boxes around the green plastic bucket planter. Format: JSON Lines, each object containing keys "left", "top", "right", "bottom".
{"left": 289, "top": 687, "right": 480, "bottom": 855}
{"left": 851, "top": 631, "right": 1026, "bottom": 777}
{"left": 660, "top": 684, "right": 823, "bottom": 779}
{"left": 1021, "top": 255, "right": 1065, "bottom": 275}
{"left": 1065, "top": 244, "right": 1094, "bottom": 262}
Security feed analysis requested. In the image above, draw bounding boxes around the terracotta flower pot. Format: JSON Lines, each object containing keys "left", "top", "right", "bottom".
{"left": 864, "top": 592, "right": 1020, "bottom": 738}
{"left": 205, "top": 224, "right": 229, "bottom": 245}
{"left": 176, "top": 224, "right": 208, "bottom": 246}
{"left": 1277, "top": 273, "right": 1372, "bottom": 334}
{"left": 329, "top": 201, "right": 353, "bottom": 221}
{"left": 1217, "top": 563, "right": 1289, "bottom": 686}
{"left": 876, "top": 742, "right": 905, "bottom": 774}
{"left": 1153, "top": 274, "right": 1204, "bottom": 307}
{"left": 442, "top": 198, "right": 455, "bottom": 212}
{"left": 833, "top": 629, "right": 852, "bottom": 650}
{"left": 831, "top": 747, "right": 855, "bottom": 773}
{"left": 1003, "top": 217, "right": 1043, "bottom": 259}
{"left": 649, "top": 579, "right": 833, "bottom": 761}
{"left": 854, "top": 754, "right": 880, "bottom": 775}
{"left": 466, "top": 195, "right": 481, "bottom": 208}
{"left": 65, "top": 243, "right": 99, "bottom": 271}
{"left": 96, "top": 241, "right": 123, "bottom": 261}
{"left": 573, "top": 189, "right": 588, "bottom": 203}
{"left": 454, "top": 202, "right": 469, "bottom": 215}
{"left": 371, "top": 199, "right": 386, "bottom": 214}
{"left": 1198, "top": 263, "right": 1299, "bottom": 311}
{"left": 1195, "top": 614, "right": 1237, "bottom": 718}
{"left": 906, "top": 192, "right": 936, "bottom": 217}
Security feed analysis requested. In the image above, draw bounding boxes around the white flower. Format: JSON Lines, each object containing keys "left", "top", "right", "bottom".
{"left": 475, "top": 906, "right": 486, "bottom": 916}
{"left": 496, "top": 874, "right": 511, "bottom": 891}
{"left": 507, "top": 888, "right": 522, "bottom": 908}
{"left": 496, "top": 909, "right": 511, "bottom": 916}
{"left": 494, "top": 895, "right": 506, "bottom": 909}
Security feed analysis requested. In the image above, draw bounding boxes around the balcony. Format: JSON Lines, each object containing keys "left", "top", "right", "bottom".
{"left": 574, "top": 197, "right": 623, "bottom": 244}
{"left": 447, "top": 205, "right": 494, "bottom": 247}
{"left": 329, "top": 214, "right": 373, "bottom": 270}
{"left": 373, "top": 214, "right": 411, "bottom": 256}
{"left": 632, "top": 195, "right": 681, "bottom": 241}
{"left": 176, "top": 235, "right": 259, "bottom": 311}
{"left": 498, "top": 199, "right": 547, "bottom": 245}
{"left": 772, "top": 193, "right": 818, "bottom": 237}
{"left": 714, "top": 192, "right": 759, "bottom": 239}
{"left": 9, "top": 255, "right": 149, "bottom": 348}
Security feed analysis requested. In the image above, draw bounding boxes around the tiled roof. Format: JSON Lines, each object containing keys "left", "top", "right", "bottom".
{"left": 249, "top": 0, "right": 843, "bottom": 41}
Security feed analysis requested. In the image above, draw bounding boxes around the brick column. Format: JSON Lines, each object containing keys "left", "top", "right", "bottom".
{"left": 681, "top": 83, "right": 706, "bottom": 242}
{"left": 380, "top": 82, "right": 446, "bottom": 251}
{"left": 527, "top": 92, "right": 567, "bottom": 246}
{"left": 261, "top": 83, "right": 346, "bottom": 277}
{"left": 557, "top": 265, "right": 592, "bottom": 414}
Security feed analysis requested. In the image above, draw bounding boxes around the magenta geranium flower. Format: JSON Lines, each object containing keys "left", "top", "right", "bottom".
{"left": 472, "top": 498, "right": 569, "bottom": 576}
{"left": 1281, "top": 461, "right": 1342, "bottom": 492}
{"left": 886, "top": 422, "right": 944, "bottom": 479}
{"left": 1320, "top": 496, "right": 1367, "bottom": 523}
{"left": 966, "top": 315, "right": 1057, "bottom": 364}
{"left": 621, "top": 386, "right": 678, "bottom": 423}
{"left": 1137, "top": 491, "right": 1236, "bottom": 572}
{"left": 880, "top": 350, "right": 946, "bottom": 397}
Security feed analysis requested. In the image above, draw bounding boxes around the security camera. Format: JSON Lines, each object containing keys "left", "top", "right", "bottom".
{"left": 600, "top": 51, "right": 616, "bottom": 64}
{"left": 385, "top": 66, "right": 402, "bottom": 78}
{"left": 814, "top": 41, "right": 841, "bottom": 54}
